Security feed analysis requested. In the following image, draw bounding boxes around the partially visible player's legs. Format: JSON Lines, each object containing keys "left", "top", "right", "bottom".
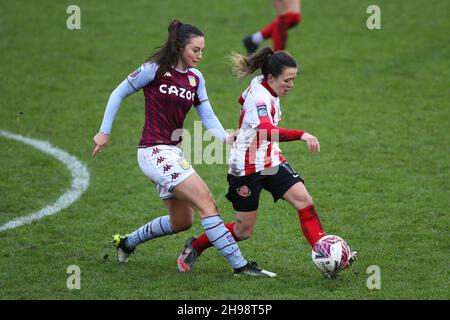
{"left": 272, "top": 12, "right": 301, "bottom": 50}
{"left": 175, "top": 176, "right": 275, "bottom": 277}
{"left": 243, "top": 0, "right": 302, "bottom": 53}
{"left": 113, "top": 146, "right": 196, "bottom": 263}
{"left": 188, "top": 211, "right": 257, "bottom": 255}
{"left": 171, "top": 173, "right": 248, "bottom": 271}
{"left": 124, "top": 215, "right": 175, "bottom": 249}
{"left": 125, "top": 198, "right": 193, "bottom": 249}
{"left": 284, "top": 182, "right": 358, "bottom": 269}
{"left": 282, "top": 182, "right": 326, "bottom": 247}
{"left": 112, "top": 198, "right": 193, "bottom": 263}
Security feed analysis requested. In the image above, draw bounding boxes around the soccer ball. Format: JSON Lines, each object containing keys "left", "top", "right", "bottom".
{"left": 311, "top": 235, "right": 351, "bottom": 278}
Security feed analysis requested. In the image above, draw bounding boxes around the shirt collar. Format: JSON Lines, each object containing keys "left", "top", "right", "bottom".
{"left": 172, "top": 65, "right": 189, "bottom": 73}
{"left": 261, "top": 80, "right": 278, "bottom": 97}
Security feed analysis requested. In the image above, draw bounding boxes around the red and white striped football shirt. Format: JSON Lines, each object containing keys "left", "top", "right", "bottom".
{"left": 228, "top": 76, "right": 284, "bottom": 176}
{"left": 228, "top": 76, "right": 304, "bottom": 176}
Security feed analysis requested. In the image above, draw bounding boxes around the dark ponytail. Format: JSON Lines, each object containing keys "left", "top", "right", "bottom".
{"left": 231, "top": 47, "right": 297, "bottom": 79}
{"left": 147, "top": 19, "right": 204, "bottom": 77}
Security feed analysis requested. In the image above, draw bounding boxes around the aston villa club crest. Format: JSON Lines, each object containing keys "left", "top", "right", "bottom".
{"left": 188, "top": 75, "right": 196, "bottom": 87}
{"left": 236, "top": 185, "right": 251, "bottom": 197}
{"left": 178, "top": 159, "right": 191, "bottom": 170}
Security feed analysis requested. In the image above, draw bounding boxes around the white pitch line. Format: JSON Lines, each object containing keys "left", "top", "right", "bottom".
{"left": 0, "top": 130, "right": 89, "bottom": 232}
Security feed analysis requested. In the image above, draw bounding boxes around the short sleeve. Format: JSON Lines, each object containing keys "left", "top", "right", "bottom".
{"left": 127, "top": 62, "right": 158, "bottom": 91}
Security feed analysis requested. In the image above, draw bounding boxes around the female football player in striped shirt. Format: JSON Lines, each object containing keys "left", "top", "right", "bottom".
{"left": 92, "top": 20, "right": 275, "bottom": 277}
{"left": 178, "top": 48, "right": 357, "bottom": 274}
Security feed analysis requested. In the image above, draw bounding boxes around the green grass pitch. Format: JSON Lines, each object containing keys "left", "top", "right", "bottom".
{"left": 0, "top": 0, "right": 448, "bottom": 299}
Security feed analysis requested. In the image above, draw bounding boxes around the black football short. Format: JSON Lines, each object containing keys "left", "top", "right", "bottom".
{"left": 226, "top": 161, "right": 304, "bottom": 212}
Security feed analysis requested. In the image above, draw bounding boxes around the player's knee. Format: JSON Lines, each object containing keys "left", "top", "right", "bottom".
{"left": 292, "top": 192, "right": 313, "bottom": 209}
{"left": 304, "top": 193, "right": 313, "bottom": 206}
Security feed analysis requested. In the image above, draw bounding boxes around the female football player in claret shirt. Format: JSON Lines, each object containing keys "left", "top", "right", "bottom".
{"left": 243, "top": 0, "right": 302, "bottom": 53}
{"left": 92, "top": 20, "right": 275, "bottom": 277}
{"left": 177, "top": 47, "right": 358, "bottom": 275}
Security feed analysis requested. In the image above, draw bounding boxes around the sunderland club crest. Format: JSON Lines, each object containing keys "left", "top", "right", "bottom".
{"left": 236, "top": 185, "right": 251, "bottom": 197}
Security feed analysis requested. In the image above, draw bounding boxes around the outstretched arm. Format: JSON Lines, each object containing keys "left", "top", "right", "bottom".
{"left": 92, "top": 63, "right": 158, "bottom": 158}
{"left": 256, "top": 106, "right": 320, "bottom": 153}
{"left": 191, "top": 68, "right": 235, "bottom": 144}
{"left": 92, "top": 80, "right": 136, "bottom": 157}
{"left": 195, "top": 100, "right": 232, "bottom": 144}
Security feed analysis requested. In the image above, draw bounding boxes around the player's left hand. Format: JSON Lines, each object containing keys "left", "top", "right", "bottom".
{"left": 301, "top": 132, "right": 320, "bottom": 154}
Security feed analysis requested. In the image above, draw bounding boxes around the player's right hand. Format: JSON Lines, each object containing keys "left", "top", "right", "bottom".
{"left": 225, "top": 129, "right": 239, "bottom": 145}
{"left": 92, "top": 132, "right": 110, "bottom": 158}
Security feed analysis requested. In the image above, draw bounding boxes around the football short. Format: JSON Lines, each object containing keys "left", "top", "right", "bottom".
{"left": 137, "top": 145, "right": 195, "bottom": 200}
{"left": 226, "top": 161, "right": 304, "bottom": 212}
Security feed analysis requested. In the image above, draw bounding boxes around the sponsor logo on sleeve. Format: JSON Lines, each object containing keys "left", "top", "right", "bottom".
{"left": 257, "top": 105, "right": 268, "bottom": 117}
{"left": 129, "top": 66, "right": 143, "bottom": 79}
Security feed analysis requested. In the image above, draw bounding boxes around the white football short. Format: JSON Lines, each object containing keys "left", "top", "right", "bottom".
{"left": 137, "top": 145, "right": 196, "bottom": 200}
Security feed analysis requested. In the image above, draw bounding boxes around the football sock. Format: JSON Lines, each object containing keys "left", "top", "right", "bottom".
{"left": 192, "top": 222, "right": 239, "bottom": 254}
{"left": 298, "top": 205, "right": 326, "bottom": 247}
{"left": 251, "top": 32, "right": 264, "bottom": 45}
{"left": 125, "top": 215, "right": 174, "bottom": 249}
{"left": 284, "top": 12, "right": 302, "bottom": 27}
{"left": 261, "top": 12, "right": 302, "bottom": 51}
{"left": 261, "top": 17, "right": 277, "bottom": 39}
{"left": 201, "top": 216, "right": 247, "bottom": 269}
